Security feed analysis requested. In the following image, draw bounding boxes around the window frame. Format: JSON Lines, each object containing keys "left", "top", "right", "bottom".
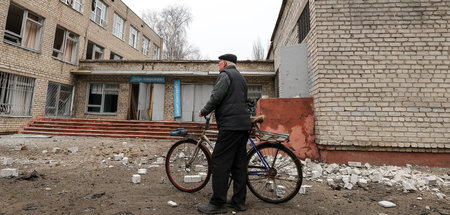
{"left": 142, "top": 36, "right": 150, "bottom": 56}
{"left": 90, "top": 0, "right": 108, "bottom": 27}
{"left": 3, "top": 3, "right": 44, "bottom": 52}
{"left": 86, "top": 83, "right": 119, "bottom": 115}
{"left": 128, "top": 25, "right": 139, "bottom": 49}
{"left": 60, "top": 0, "right": 85, "bottom": 13}
{"left": 110, "top": 51, "right": 123, "bottom": 60}
{"left": 0, "top": 71, "right": 35, "bottom": 117}
{"left": 152, "top": 44, "right": 160, "bottom": 60}
{"left": 112, "top": 13, "right": 125, "bottom": 40}
{"left": 297, "top": 2, "right": 311, "bottom": 43}
{"left": 86, "top": 41, "right": 104, "bottom": 60}
{"left": 52, "top": 26, "right": 79, "bottom": 64}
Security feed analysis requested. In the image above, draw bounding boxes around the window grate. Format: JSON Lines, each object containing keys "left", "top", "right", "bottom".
{"left": 0, "top": 71, "right": 35, "bottom": 116}
{"left": 297, "top": 2, "right": 310, "bottom": 43}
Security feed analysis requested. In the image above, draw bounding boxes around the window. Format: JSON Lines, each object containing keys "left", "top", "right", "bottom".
{"left": 297, "top": 2, "right": 310, "bottom": 43}
{"left": 247, "top": 85, "right": 262, "bottom": 116}
{"left": 112, "top": 13, "right": 125, "bottom": 40}
{"left": 86, "top": 41, "right": 104, "bottom": 60}
{"left": 129, "top": 26, "right": 139, "bottom": 49}
{"left": 142, "top": 36, "right": 150, "bottom": 56}
{"left": 0, "top": 71, "right": 35, "bottom": 116}
{"left": 152, "top": 44, "right": 160, "bottom": 60}
{"left": 60, "top": 0, "right": 85, "bottom": 13}
{"left": 87, "top": 83, "right": 119, "bottom": 113}
{"left": 110, "top": 52, "right": 122, "bottom": 60}
{"left": 52, "top": 26, "right": 79, "bottom": 64}
{"left": 4, "top": 3, "right": 43, "bottom": 51}
{"left": 90, "top": 0, "right": 107, "bottom": 27}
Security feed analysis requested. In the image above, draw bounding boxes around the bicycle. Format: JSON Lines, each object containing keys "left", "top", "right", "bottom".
{"left": 165, "top": 115, "right": 303, "bottom": 203}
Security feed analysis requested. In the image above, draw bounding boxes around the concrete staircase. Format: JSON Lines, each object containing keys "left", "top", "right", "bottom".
{"left": 19, "top": 117, "right": 217, "bottom": 140}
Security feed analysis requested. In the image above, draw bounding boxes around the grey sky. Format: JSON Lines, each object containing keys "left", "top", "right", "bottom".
{"left": 121, "top": 0, "right": 282, "bottom": 60}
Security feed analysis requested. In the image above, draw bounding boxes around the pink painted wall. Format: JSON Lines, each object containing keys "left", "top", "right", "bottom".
{"left": 256, "top": 98, "right": 319, "bottom": 160}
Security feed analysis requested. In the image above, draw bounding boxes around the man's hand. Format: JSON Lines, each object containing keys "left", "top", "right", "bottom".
{"left": 198, "top": 111, "right": 203, "bottom": 117}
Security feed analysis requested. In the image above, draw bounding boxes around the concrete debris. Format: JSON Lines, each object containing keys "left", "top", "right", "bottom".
{"left": 140, "top": 157, "right": 148, "bottom": 165}
{"left": 138, "top": 169, "right": 147, "bottom": 175}
{"left": 425, "top": 206, "right": 430, "bottom": 210}
{"left": 167, "top": 201, "right": 177, "bottom": 207}
{"left": 42, "top": 150, "right": 48, "bottom": 154}
{"left": 2, "top": 158, "right": 14, "bottom": 166}
{"left": 301, "top": 160, "right": 449, "bottom": 194}
{"left": 299, "top": 185, "right": 312, "bottom": 194}
{"left": 122, "top": 157, "right": 129, "bottom": 165}
{"left": 52, "top": 147, "right": 61, "bottom": 154}
{"left": 0, "top": 168, "right": 19, "bottom": 178}
{"left": 184, "top": 175, "right": 201, "bottom": 183}
{"left": 113, "top": 153, "right": 124, "bottom": 161}
{"left": 131, "top": 174, "right": 141, "bottom": 184}
{"left": 417, "top": 197, "right": 422, "bottom": 200}
{"left": 378, "top": 200, "right": 396, "bottom": 208}
{"left": 67, "top": 147, "right": 78, "bottom": 153}
{"left": 154, "top": 157, "right": 165, "bottom": 165}
{"left": 436, "top": 193, "right": 446, "bottom": 199}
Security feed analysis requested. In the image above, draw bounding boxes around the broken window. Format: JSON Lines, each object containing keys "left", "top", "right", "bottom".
{"left": 110, "top": 52, "right": 122, "bottom": 60}
{"left": 90, "top": 0, "right": 107, "bottom": 27}
{"left": 0, "top": 71, "right": 35, "bottom": 116}
{"left": 4, "top": 3, "right": 43, "bottom": 51}
{"left": 87, "top": 83, "right": 118, "bottom": 113}
{"left": 45, "top": 82, "right": 73, "bottom": 117}
{"left": 52, "top": 26, "right": 79, "bottom": 64}
{"left": 142, "top": 36, "right": 150, "bottom": 56}
{"left": 247, "top": 85, "right": 262, "bottom": 116}
{"left": 112, "top": 13, "right": 125, "bottom": 40}
{"left": 60, "top": 0, "right": 85, "bottom": 13}
{"left": 297, "top": 2, "right": 310, "bottom": 43}
{"left": 86, "top": 41, "right": 104, "bottom": 60}
{"left": 129, "top": 26, "right": 139, "bottom": 49}
{"left": 152, "top": 44, "right": 160, "bottom": 60}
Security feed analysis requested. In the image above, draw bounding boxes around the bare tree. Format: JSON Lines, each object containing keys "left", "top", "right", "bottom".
{"left": 252, "top": 37, "right": 265, "bottom": 60}
{"left": 142, "top": 5, "right": 201, "bottom": 60}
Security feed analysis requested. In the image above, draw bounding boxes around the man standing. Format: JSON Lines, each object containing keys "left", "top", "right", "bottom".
{"left": 197, "top": 54, "right": 251, "bottom": 214}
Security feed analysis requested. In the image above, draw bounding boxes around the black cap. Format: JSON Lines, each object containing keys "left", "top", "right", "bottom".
{"left": 218, "top": 54, "right": 237, "bottom": 64}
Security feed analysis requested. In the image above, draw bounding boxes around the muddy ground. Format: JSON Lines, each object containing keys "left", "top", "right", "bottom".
{"left": 0, "top": 135, "right": 449, "bottom": 215}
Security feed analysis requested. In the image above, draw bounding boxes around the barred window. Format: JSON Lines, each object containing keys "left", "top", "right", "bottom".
{"left": 4, "top": 3, "right": 44, "bottom": 51}
{"left": 87, "top": 83, "right": 119, "bottom": 114}
{"left": 297, "top": 2, "right": 310, "bottom": 43}
{"left": 0, "top": 71, "right": 35, "bottom": 116}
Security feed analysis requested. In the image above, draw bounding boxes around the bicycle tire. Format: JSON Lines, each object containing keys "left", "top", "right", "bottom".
{"left": 246, "top": 142, "right": 302, "bottom": 203}
{"left": 165, "top": 139, "right": 211, "bottom": 192}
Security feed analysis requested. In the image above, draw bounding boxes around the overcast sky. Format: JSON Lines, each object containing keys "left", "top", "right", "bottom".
{"left": 121, "top": 0, "right": 282, "bottom": 60}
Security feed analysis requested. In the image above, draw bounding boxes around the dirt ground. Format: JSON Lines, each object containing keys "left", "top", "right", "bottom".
{"left": 0, "top": 135, "right": 449, "bottom": 215}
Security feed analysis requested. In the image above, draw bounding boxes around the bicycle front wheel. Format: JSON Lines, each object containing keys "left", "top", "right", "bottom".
{"left": 165, "top": 139, "right": 211, "bottom": 192}
{"left": 247, "top": 142, "right": 302, "bottom": 203}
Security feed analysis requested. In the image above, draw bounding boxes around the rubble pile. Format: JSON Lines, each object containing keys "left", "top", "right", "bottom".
{"left": 301, "top": 159, "right": 449, "bottom": 199}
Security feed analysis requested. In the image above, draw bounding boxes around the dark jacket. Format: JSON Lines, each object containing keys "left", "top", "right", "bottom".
{"left": 200, "top": 65, "right": 251, "bottom": 131}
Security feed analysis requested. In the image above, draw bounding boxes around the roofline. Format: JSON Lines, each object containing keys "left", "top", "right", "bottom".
{"left": 267, "top": 0, "right": 288, "bottom": 59}
{"left": 79, "top": 59, "right": 274, "bottom": 64}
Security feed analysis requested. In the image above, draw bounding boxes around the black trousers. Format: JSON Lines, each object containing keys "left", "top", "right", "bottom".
{"left": 209, "top": 130, "right": 249, "bottom": 206}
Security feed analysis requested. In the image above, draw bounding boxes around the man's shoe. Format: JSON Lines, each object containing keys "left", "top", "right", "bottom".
{"left": 197, "top": 203, "right": 227, "bottom": 214}
{"left": 226, "top": 201, "right": 247, "bottom": 211}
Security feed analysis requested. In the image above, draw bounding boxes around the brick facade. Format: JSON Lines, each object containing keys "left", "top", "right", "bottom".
{"left": 268, "top": 0, "right": 450, "bottom": 153}
{"left": 74, "top": 60, "right": 275, "bottom": 120}
{"left": 0, "top": 0, "right": 162, "bottom": 133}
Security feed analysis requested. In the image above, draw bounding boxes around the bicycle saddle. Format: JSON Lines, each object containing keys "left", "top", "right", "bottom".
{"left": 251, "top": 115, "right": 265, "bottom": 124}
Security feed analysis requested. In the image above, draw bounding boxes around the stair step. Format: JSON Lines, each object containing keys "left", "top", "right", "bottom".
{"left": 20, "top": 130, "right": 184, "bottom": 140}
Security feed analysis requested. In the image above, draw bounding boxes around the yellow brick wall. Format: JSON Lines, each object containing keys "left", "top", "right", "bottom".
{"left": 269, "top": 0, "right": 450, "bottom": 153}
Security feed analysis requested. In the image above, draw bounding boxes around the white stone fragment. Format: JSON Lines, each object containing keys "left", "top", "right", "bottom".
{"left": 364, "top": 163, "right": 372, "bottom": 169}
{"left": 358, "top": 179, "right": 368, "bottom": 187}
{"left": 431, "top": 188, "right": 440, "bottom": 192}
{"left": 402, "top": 181, "right": 417, "bottom": 192}
{"left": 132, "top": 174, "right": 141, "bottom": 184}
{"left": 122, "top": 157, "right": 129, "bottom": 165}
{"left": 350, "top": 175, "right": 359, "bottom": 185}
{"left": 184, "top": 175, "right": 201, "bottom": 183}
{"left": 140, "top": 157, "right": 148, "bottom": 165}
{"left": 436, "top": 193, "right": 446, "bottom": 199}
{"left": 42, "top": 150, "right": 48, "bottom": 154}
{"left": 424, "top": 176, "right": 437, "bottom": 186}
{"left": 311, "top": 170, "right": 321, "bottom": 179}
{"left": 344, "top": 183, "right": 353, "bottom": 190}
{"left": 342, "top": 175, "right": 350, "bottom": 184}
{"left": 52, "top": 147, "right": 61, "bottom": 154}
{"left": 417, "top": 197, "right": 422, "bottom": 200}
{"left": 148, "top": 165, "right": 159, "bottom": 168}
{"left": 122, "top": 141, "right": 127, "bottom": 146}
{"left": 266, "top": 180, "right": 274, "bottom": 192}
{"left": 113, "top": 153, "right": 124, "bottom": 161}
{"left": 339, "top": 168, "right": 348, "bottom": 175}
{"left": 299, "top": 185, "right": 311, "bottom": 194}
{"left": 378, "top": 200, "right": 396, "bottom": 208}
{"left": 370, "top": 171, "right": 383, "bottom": 183}
{"left": 154, "top": 157, "right": 165, "bottom": 165}
{"left": 167, "top": 201, "right": 177, "bottom": 207}
{"left": 352, "top": 168, "right": 361, "bottom": 175}
{"left": 327, "top": 178, "right": 335, "bottom": 186}
{"left": 67, "top": 147, "right": 78, "bottom": 153}
{"left": 348, "top": 162, "right": 362, "bottom": 167}
{"left": 138, "top": 169, "right": 147, "bottom": 175}
{"left": 0, "top": 168, "right": 19, "bottom": 178}
{"left": 2, "top": 158, "right": 14, "bottom": 166}
{"left": 276, "top": 185, "right": 286, "bottom": 198}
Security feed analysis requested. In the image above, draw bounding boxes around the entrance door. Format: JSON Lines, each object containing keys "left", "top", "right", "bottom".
{"left": 181, "top": 84, "right": 213, "bottom": 122}
{"left": 134, "top": 83, "right": 165, "bottom": 121}
{"left": 45, "top": 82, "right": 73, "bottom": 118}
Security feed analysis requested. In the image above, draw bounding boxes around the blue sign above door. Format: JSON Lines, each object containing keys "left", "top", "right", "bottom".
{"left": 130, "top": 76, "right": 165, "bottom": 83}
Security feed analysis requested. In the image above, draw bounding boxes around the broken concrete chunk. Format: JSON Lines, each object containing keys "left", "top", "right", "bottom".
{"left": 167, "top": 201, "right": 177, "bottom": 207}
{"left": 140, "top": 157, "right": 148, "bottom": 165}
{"left": 436, "top": 193, "right": 446, "bottom": 199}
{"left": 122, "top": 157, "right": 129, "bottom": 165}
{"left": 358, "top": 179, "right": 368, "bottom": 188}
{"left": 138, "top": 169, "right": 147, "bottom": 175}
{"left": 2, "top": 158, "right": 14, "bottom": 166}
{"left": 154, "top": 157, "right": 165, "bottom": 165}
{"left": 348, "top": 162, "right": 362, "bottom": 168}
{"left": 299, "top": 185, "right": 312, "bottom": 194}
{"left": 311, "top": 170, "right": 321, "bottom": 179}
{"left": 378, "top": 200, "right": 396, "bottom": 208}
{"left": 276, "top": 185, "right": 286, "bottom": 198}
{"left": 184, "top": 175, "right": 201, "bottom": 183}
{"left": 132, "top": 174, "right": 141, "bottom": 184}
{"left": 113, "top": 153, "right": 124, "bottom": 161}
{"left": 352, "top": 168, "right": 361, "bottom": 175}
{"left": 0, "top": 168, "right": 19, "bottom": 178}
{"left": 424, "top": 176, "right": 437, "bottom": 186}
{"left": 67, "top": 147, "right": 78, "bottom": 153}
{"left": 344, "top": 183, "right": 353, "bottom": 190}
{"left": 350, "top": 175, "right": 359, "bottom": 185}
{"left": 52, "top": 147, "right": 61, "bottom": 154}
{"left": 327, "top": 178, "right": 335, "bottom": 186}
{"left": 364, "top": 163, "right": 372, "bottom": 169}
{"left": 402, "top": 181, "right": 417, "bottom": 192}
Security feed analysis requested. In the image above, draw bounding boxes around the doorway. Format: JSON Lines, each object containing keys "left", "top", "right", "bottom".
{"left": 129, "top": 83, "right": 165, "bottom": 121}
{"left": 45, "top": 82, "right": 73, "bottom": 118}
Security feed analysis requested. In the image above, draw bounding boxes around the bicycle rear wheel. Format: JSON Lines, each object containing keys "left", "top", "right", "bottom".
{"left": 247, "top": 142, "right": 302, "bottom": 203}
{"left": 165, "top": 139, "right": 211, "bottom": 192}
